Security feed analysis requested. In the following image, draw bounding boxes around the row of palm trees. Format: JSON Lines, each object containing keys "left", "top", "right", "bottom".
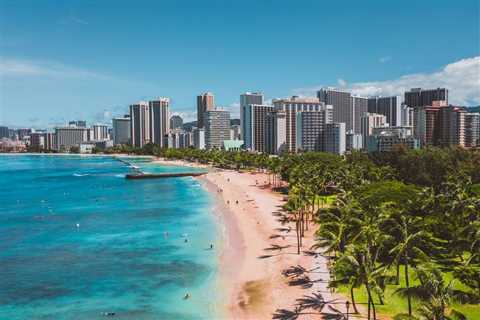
{"left": 111, "top": 145, "right": 479, "bottom": 319}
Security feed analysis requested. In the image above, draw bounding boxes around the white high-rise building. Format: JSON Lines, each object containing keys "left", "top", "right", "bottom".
{"left": 295, "top": 105, "right": 333, "bottom": 152}
{"left": 193, "top": 128, "right": 205, "bottom": 150}
{"left": 55, "top": 127, "right": 89, "bottom": 151}
{"left": 92, "top": 124, "right": 109, "bottom": 141}
{"left": 265, "top": 110, "right": 287, "bottom": 155}
{"left": 204, "top": 110, "right": 230, "bottom": 149}
{"left": 360, "top": 112, "right": 388, "bottom": 148}
{"left": 272, "top": 96, "right": 327, "bottom": 152}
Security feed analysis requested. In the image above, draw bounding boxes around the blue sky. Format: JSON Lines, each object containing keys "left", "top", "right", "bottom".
{"left": 0, "top": 0, "right": 479, "bottom": 128}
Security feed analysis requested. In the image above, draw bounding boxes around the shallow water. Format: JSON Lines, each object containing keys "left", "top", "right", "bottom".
{"left": 0, "top": 155, "right": 220, "bottom": 319}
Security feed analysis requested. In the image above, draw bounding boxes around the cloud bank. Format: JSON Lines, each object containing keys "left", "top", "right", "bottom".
{"left": 294, "top": 56, "right": 480, "bottom": 106}
{"left": 0, "top": 57, "right": 109, "bottom": 80}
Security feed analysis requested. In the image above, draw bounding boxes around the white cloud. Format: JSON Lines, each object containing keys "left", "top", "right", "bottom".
{"left": 379, "top": 56, "right": 392, "bottom": 63}
{"left": 293, "top": 56, "right": 480, "bottom": 106}
{"left": 337, "top": 78, "right": 347, "bottom": 87}
{"left": 0, "top": 57, "right": 109, "bottom": 80}
{"left": 171, "top": 111, "right": 196, "bottom": 122}
{"left": 59, "top": 15, "right": 89, "bottom": 25}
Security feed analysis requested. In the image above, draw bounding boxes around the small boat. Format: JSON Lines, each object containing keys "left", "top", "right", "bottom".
{"left": 102, "top": 312, "right": 116, "bottom": 316}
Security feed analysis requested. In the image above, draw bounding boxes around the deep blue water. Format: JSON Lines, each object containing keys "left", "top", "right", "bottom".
{"left": 0, "top": 155, "right": 220, "bottom": 319}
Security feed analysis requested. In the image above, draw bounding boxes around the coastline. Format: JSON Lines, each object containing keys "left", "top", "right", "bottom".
{"left": 155, "top": 158, "right": 356, "bottom": 319}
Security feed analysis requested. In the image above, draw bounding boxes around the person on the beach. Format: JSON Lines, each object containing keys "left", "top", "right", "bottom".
{"left": 210, "top": 244, "right": 214, "bottom": 249}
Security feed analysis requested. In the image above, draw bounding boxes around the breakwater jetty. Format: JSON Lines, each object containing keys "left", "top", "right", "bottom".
{"left": 125, "top": 172, "right": 206, "bottom": 179}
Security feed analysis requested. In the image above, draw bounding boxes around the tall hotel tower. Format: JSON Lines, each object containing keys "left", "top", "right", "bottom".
{"left": 272, "top": 96, "right": 327, "bottom": 152}
{"left": 317, "top": 88, "right": 367, "bottom": 134}
{"left": 404, "top": 88, "right": 448, "bottom": 108}
{"left": 130, "top": 98, "right": 170, "bottom": 148}
{"left": 240, "top": 92, "right": 264, "bottom": 143}
{"left": 130, "top": 101, "right": 150, "bottom": 148}
{"left": 242, "top": 104, "right": 273, "bottom": 152}
{"left": 197, "top": 92, "right": 215, "bottom": 128}
{"left": 149, "top": 98, "right": 170, "bottom": 148}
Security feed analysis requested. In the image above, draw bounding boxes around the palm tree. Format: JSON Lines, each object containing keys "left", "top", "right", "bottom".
{"left": 396, "top": 265, "right": 466, "bottom": 320}
{"left": 388, "top": 213, "right": 435, "bottom": 318}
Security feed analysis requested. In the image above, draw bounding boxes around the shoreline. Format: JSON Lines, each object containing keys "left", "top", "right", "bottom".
{"left": 0, "top": 152, "right": 155, "bottom": 159}
{"left": 154, "top": 158, "right": 357, "bottom": 319}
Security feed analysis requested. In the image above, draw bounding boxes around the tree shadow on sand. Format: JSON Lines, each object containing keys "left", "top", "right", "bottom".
{"left": 264, "top": 244, "right": 291, "bottom": 251}
{"left": 272, "top": 292, "right": 347, "bottom": 320}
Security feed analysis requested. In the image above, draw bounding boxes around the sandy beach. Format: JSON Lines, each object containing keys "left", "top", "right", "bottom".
{"left": 154, "top": 159, "right": 363, "bottom": 319}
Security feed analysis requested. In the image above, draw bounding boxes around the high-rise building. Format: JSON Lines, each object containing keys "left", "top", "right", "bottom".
{"left": 242, "top": 104, "right": 274, "bottom": 152}
{"left": 55, "top": 127, "right": 89, "bottom": 151}
{"left": 197, "top": 92, "right": 215, "bottom": 128}
{"left": 16, "top": 128, "right": 32, "bottom": 140}
{"left": 204, "top": 110, "right": 230, "bottom": 149}
{"left": 30, "top": 132, "right": 45, "bottom": 150}
{"left": 351, "top": 96, "right": 368, "bottom": 134}
{"left": 367, "top": 127, "right": 419, "bottom": 152}
{"left": 272, "top": 96, "right": 327, "bottom": 152}
{"left": 193, "top": 127, "right": 205, "bottom": 150}
{"left": 324, "top": 123, "right": 346, "bottom": 155}
{"left": 401, "top": 104, "right": 414, "bottom": 127}
{"left": 436, "top": 106, "right": 466, "bottom": 147}
{"left": 170, "top": 115, "right": 183, "bottom": 130}
{"left": 166, "top": 130, "right": 182, "bottom": 149}
{"left": 265, "top": 110, "right": 287, "bottom": 155}
{"left": 295, "top": 105, "right": 333, "bottom": 152}
{"left": 179, "top": 131, "right": 193, "bottom": 148}
{"left": 68, "top": 120, "right": 87, "bottom": 128}
{"left": 0, "top": 126, "right": 8, "bottom": 138}
{"left": 240, "top": 92, "right": 264, "bottom": 142}
{"left": 112, "top": 116, "right": 131, "bottom": 145}
{"left": 92, "top": 124, "right": 109, "bottom": 141}
{"left": 404, "top": 88, "right": 448, "bottom": 107}
{"left": 360, "top": 113, "right": 388, "bottom": 148}
{"left": 465, "top": 113, "right": 480, "bottom": 148}
{"left": 130, "top": 101, "right": 150, "bottom": 148}
{"left": 413, "top": 101, "right": 447, "bottom": 146}
{"left": 367, "top": 96, "right": 402, "bottom": 127}
{"left": 317, "top": 88, "right": 353, "bottom": 130}
{"left": 346, "top": 130, "right": 363, "bottom": 152}
{"left": 149, "top": 98, "right": 170, "bottom": 147}
{"left": 230, "top": 125, "right": 241, "bottom": 140}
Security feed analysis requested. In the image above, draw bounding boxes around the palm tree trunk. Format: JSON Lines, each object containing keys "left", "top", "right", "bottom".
{"left": 296, "top": 220, "right": 300, "bottom": 254}
{"left": 396, "top": 262, "right": 400, "bottom": 285}
{"left": 350, "top": 286, "right": 359, "bottom": 313}
{"left": 405, "top": 259, "right": 412, "bottom": 317}
{"left": 366, "top": 284, "right": 376, "bottom": 320}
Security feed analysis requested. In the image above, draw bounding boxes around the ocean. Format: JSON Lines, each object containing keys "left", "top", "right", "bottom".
{"left": 0, "top": 155, "right": 221, "bottom": 319}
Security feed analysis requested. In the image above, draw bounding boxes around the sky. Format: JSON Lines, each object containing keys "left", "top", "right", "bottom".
{"left": 0, "top": 0, "right": 479, "bottom": 128}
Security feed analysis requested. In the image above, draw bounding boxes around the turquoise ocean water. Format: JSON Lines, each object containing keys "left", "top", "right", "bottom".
{"left": 0, "top": 155, "right": 221, "bottom": 319}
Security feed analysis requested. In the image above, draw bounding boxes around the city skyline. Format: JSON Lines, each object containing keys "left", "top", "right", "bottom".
{"left": 0, "top": 0, "right": 479, "bottom": 128}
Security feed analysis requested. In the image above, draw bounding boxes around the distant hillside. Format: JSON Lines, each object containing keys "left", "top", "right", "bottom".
{"left": 468, "top": 106, "right": 480, "bottom": 113}
{"left": 182, "top": 121, "right": 197, "bottom": 131}
{"left": 181, "top": 119, "right": 240, "bottom": 131}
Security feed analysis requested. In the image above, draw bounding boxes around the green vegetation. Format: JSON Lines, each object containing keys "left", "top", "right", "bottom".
{"left": 107, "top": 144, "right": 480, "bottom": 319}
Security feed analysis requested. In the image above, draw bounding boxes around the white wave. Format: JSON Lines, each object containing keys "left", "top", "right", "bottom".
{"left": 73, "top": 173, "right": 89, "bottom": 177}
